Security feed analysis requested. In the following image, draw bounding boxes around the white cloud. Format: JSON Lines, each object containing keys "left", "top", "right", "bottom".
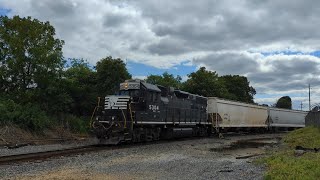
{"left": 2, "top": 0, "right": 320, "bottom": 109}
{"left": 132, "top": 75, "right": 147, "bottom": 81}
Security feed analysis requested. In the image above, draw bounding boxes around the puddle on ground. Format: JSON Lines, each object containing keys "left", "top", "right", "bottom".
{"left": 209, "top": 138, "right": 279, "bottom": 156}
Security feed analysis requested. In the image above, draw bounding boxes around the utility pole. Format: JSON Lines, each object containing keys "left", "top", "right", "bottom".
{"left": 300, "top": 101, "right": 303, "bottom": 111}
{"left": 309, "top": 84, "right": 311, "bottom": 111}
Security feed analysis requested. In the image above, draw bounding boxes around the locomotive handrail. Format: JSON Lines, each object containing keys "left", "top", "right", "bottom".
{"left": 129, "top": 103, "right": 134, "bottom": 130}
{"left": 90, "top": 97, "right": 102, "bottom": 128}
{"left": 90, "top": 97, "right": 112, "bottom": 131}
{"left": 121, "top": 109, "right": 127, "bottom": 129}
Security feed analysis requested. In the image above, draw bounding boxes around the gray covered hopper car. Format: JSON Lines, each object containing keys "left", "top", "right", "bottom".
{"left": 269, "top": 108, "right": 307, "bottom": 128}
{"left": 207, "top": 97, "right": 269, "bottom": 129}
{"left": 207, "top": 97, "right": 307, "bottom": 130}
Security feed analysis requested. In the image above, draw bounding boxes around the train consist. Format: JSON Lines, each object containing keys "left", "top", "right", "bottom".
{"left": 208, "top": 98, "right": 307, "bottom": 132}
{"left": 92, "top": 79, "right": 307, "bottom": 144}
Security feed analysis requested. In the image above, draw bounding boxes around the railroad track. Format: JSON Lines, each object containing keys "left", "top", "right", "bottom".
{"left": 0, "top": 137, "right": 216, "bottom": 165}
{"left": 0, "top": 137, "right": 89, "bottom": 148}
{"left": 0, "top": 145, "right": 108, "bottom": 165}
{"left": 0, "top": 132, "right": 285, "bottom": 165}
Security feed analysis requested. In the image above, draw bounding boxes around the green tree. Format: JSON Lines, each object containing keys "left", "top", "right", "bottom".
{"left": 64, "top": 58, "right": 97, "bottom": 116}
{"left": 0, "top": 16, "right": 64, "bottom": 102}
{"left": 146, "top": 72, "right": 182, "bottom": 88}
{"left": 275, "top": 96, "right": 292, "bottom": 109}
{"left": 219, "top": 75, "right": 256, "bottom": 103}
{"left": 95, "top": 56, "right": 131, "bottom": 96}
{"left": 182, "top": 67, "right": 228, "bottom": 97}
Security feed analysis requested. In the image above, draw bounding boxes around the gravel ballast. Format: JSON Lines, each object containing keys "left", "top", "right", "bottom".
{"left": 0, "top": 133, "right": 282, "bottom": 180}
{"left": 0, "top": 138, "right": 98, "bottom": 157}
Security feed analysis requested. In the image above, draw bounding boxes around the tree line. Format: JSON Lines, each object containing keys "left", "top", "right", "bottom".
{"left": 0, "top": 16, "right": 131, "bottom": 132}
{"left": 146, "top": 68, "right": 256, "bottom": 103}
{"left": 0, "top": 16, "right": 262, "bottom": 132}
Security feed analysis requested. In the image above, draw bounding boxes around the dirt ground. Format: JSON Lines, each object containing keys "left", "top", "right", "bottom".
{"left": 0, "top": 133, "right": 284, "bottom": 180}
{"left": 0, "top": 124, "right": 86, "bottom": 146}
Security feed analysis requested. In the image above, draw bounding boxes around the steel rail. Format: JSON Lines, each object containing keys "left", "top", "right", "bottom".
{"left": 0, "top": 145, "right": 107, "bottom": 165}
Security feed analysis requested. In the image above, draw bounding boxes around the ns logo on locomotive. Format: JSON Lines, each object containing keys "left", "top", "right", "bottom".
{"left": 91, "top": 79, "right": 307, "bottom": 144}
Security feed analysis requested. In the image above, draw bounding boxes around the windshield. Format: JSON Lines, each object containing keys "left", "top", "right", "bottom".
{"left": 119, "top": 90, "right": 140, "bottom": 97}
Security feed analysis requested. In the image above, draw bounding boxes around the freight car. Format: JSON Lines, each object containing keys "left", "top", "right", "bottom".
{"left": 207, "top": 97, "right": 269, "bottom": 132}
{"left": 268, "top": 107, "right": 307, "bottom": 130}
{"left": 92, "top": 79, "right": 210, "bottom": 144}
{"left": 92, "top": 79, "right": 307, "bottom": 144}
{"left": 207, "top": 97, "right": 307, "bottom": 132}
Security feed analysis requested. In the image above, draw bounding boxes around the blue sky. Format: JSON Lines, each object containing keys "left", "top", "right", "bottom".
{"left": 126, "top": 60, "right": 197, "bottom": 79}
{"left": 0, "top": 8, "right": 10, "bottom": 16}
{"left": 64, "top": 58, "right": 197, "bottom": 79}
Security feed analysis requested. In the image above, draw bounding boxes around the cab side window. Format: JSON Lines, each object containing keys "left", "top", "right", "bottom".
{"left": 148, "top": 92, "right": 160, "bottom": 102}
{"left": 154, "top": 93, "right": 159, "bottom": 102}
{"left": 149, "top": 92, "right": 153, "bottom": 102}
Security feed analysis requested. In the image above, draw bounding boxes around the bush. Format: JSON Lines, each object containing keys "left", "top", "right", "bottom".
{"left": 0, "top": 97, "right": 90, "bottom": 133}
{"left": 65, "top": 115, "right": 89, "bottom": 133}
{"left": 0, "top": 98, "right": 52, "bottom": 131}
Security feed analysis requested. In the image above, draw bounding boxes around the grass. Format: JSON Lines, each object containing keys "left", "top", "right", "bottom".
{"left": 261, "top": 126, "right": 320, "bottom": 180}
{"left": 283, "top": 126, "right": 320, "bottom": 148}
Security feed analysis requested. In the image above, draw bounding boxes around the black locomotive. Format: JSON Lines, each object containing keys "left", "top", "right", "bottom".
{"left": 92, "top": 79, "right": 211, "bottom": 144}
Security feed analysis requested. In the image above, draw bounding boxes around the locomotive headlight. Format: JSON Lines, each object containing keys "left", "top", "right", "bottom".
{"left": 112, "top": 116, "right": 115, "bottom": 120}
